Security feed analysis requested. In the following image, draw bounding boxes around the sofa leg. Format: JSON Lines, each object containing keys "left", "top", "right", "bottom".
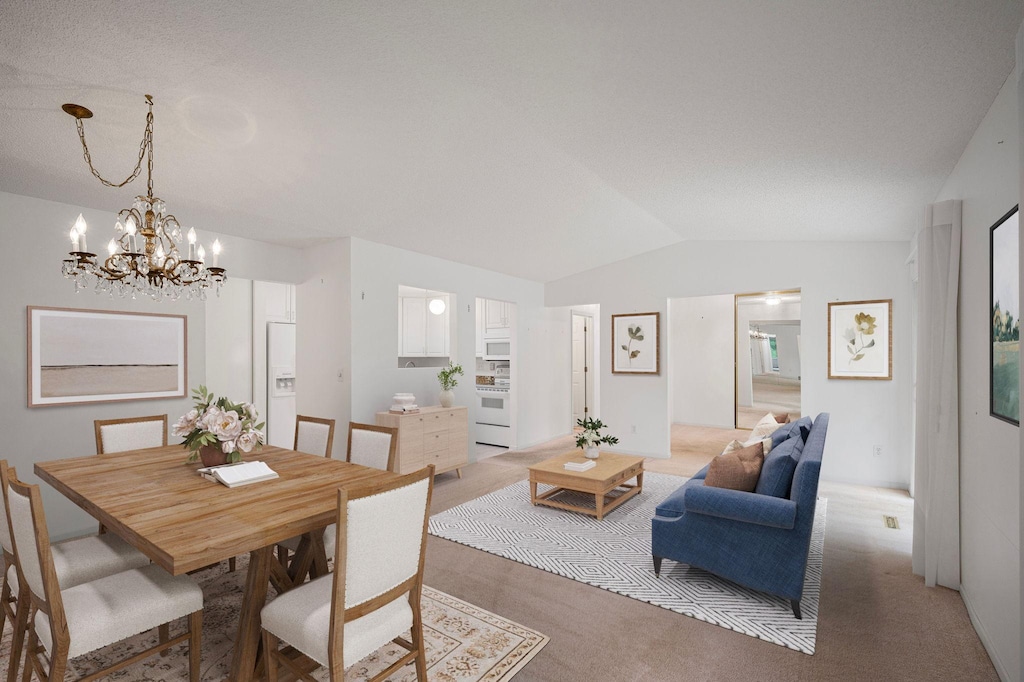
{"left": 791, "top": 599, "right": 802, "bottom": 619}
{"left": 653, "top": 556, "right": 662, "bottom": 577}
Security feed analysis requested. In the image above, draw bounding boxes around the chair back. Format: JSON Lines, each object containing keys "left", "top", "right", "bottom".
{"left": 295, "top": 415, "right": 336, "bottom": 457}
{"left": 329, "top": 465, "right": 433, "bottom": 657}
{"left": 2, "top": 467, "right": 65, "bottom": 636}
{"left": 0, "top": 460, "right": 14, "bottom": 557}
{"left": 347, "top": 423, "right": 398, "bottom": 472}
{"left": 94, "top": 415, "right": 168, "bottom": 454}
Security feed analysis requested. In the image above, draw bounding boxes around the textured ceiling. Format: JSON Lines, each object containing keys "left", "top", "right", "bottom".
{"left": 0, "top": 1, "right": 1019, "bottom": 282}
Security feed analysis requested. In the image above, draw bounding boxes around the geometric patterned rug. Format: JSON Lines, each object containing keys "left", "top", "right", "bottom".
{"left": 428, "top": 472, "right": 826, "bottom": 655}
{"left": 0, "top": 556, "right": 548, "bottom": 680}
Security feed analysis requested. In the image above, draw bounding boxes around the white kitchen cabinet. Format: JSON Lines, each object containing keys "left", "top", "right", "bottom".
{"left": 259, "top": 282, "right": 297, "bottom": 323}
{"left": 484, "top": 299, "right": 511, "bottom": 337}
{"left": 399, "top": 294, "right": 449, "bottom": 357}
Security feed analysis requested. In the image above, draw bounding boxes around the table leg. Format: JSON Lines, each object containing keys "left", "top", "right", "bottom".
{"left": 637, "top": 470, "right": 644, "bottom": 493}
{"left": 530, "top": 480, "right": 537, "bottom": 505}
{"left": 230, "top": 545, "right": 273, "bottom": 682}
{"left": 596, "top": 491, "right": 605, "bottom": 521}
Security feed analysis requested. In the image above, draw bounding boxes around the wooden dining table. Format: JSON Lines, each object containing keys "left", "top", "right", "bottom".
{"left": 35, "top": 443, "right": 398, "bottom": 682}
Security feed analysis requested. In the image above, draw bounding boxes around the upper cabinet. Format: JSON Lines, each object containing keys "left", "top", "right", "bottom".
{"left": 484, "top": 299, "right": 511, "bottom": 337}
{"left": 261, "top": 282, "right": 297, "bottom": 323}
{"left": 475, "top": 298, "right": 485, "bottom": 357}
{"left": 398, "top": 288, "right": 451, "bottom": 358}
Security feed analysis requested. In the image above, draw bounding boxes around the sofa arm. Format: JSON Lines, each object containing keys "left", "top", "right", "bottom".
{"left": 683, "top": 485, "right": 797, "bottom": 529}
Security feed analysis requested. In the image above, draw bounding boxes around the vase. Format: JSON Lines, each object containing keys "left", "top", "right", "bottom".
{"left": 585, "top": 447, "right": 600, "bottom": 460}
{"left": 198, "top": 444, "right": 229, "bottom": 467}
{"left": 439, "top": 389, "right": 455, "bottom": 408}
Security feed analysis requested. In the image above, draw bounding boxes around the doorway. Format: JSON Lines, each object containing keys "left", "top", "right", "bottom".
{"left": 735, "top": 291, "right": 801, "bottom": 429}
{"left": 571, "top": 312, "right": 595, "bottom": 426}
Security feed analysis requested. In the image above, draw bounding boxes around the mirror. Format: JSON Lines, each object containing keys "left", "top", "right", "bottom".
{"left": 735, "top": 291, "right": 801, "bottom": 429}
{"left": 397, "top": 285, "right": 457, "bottom": 368}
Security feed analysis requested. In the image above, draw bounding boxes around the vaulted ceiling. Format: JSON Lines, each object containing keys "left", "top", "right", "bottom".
{"left": 1, "top": 1, "right": 1019, "bottom": 282}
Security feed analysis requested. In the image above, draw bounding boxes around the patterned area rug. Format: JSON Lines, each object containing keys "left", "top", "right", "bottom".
{"left": 429, "top": 472, "right": 827, "bottom": 655}
{"left": 0, "top": 557, "right": 547, "bottom": 681}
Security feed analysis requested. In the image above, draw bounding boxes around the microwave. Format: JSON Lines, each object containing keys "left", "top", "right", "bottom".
{"left": 483, "top": 338, "right": 511, "bottom": 361}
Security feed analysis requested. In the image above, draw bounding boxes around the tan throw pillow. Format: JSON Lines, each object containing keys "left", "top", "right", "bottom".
{"left": 750, "top": 412, "right": 782, "bottom": 440}
{"left": 704, "top": 440, "right": 765, "bottom": 492}
{"left": 722, "top": 437, "right": 772, "bottom": 456}
{"left": 775, "top": 413, "right": 792, "bottom": 424}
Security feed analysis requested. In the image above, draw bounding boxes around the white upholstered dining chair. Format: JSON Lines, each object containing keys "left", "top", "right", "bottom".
{"left": 94, "top": 415, "right": 168, "bottom": 455}
{"left": 0, "top": 460, "right": 152, "bottom": 680}
{"left": 346, "top": 422, "right": 398, "bottom": 472}
{"left": 261, "top": 465, "right": 434, "bottom": 681}
{"left": 3, "top": 465, "right": 204, "bottom": 682}
{"left": 295, "top": 415, "right": 337, "bottom": 457}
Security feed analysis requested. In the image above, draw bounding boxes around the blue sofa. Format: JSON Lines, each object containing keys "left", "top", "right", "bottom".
{"left": 651, "top": 413, "right": 829, "bottom": 618}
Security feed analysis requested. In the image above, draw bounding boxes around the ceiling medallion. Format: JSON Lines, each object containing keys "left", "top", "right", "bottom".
{"left": 61, "top": 94, "right": 225, "bottom": 301}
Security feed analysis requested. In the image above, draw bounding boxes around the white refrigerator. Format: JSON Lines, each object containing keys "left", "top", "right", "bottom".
{"left": 267, "top": 322, "right": 296, "bottom": 448}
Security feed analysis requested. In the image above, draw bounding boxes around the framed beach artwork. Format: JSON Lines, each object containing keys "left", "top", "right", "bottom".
{"left": 990, "top": 206, "right": 1019, "bottom": 426}
{"left": 28, "top": 306, "right": 187, "bottom": 407}
{"left": 611, "top": 312, "right": 660, "bottom": 374}
{"left": 827, "top": 299, "right": 892, "bottom": 380}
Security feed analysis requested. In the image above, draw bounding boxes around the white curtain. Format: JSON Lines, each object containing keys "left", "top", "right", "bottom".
{"left": 912, "top": 199, "right": 961, "bottom": 589}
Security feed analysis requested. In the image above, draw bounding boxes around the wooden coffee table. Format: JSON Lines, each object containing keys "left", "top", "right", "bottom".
{"left": 528, "top": 451, "right": 644, "bottom": 520}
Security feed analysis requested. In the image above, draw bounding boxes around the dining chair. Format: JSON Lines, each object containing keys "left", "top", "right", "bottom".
{"left": 4, "top": 466, "right": 204, "bottom": 682}
{"left": 1, "top": 460, "right": 152, "bottom": 682}
{"left": 261, "top": 465, "right": 434, "bottom": 681}
{"left": 294, "top": 415, "right": 337, "bottom": 457}
{"left": 94, "top": 415, "right": 168, "bottom": 455}
{"left": 346, "top": 422, "right": 398, "bottom": 472}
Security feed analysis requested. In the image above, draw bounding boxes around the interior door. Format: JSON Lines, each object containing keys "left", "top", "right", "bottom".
{"left": 572, "top": 314, "right": 589, "bottom": 424}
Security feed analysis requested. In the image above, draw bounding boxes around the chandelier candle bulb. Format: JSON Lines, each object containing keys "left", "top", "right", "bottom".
{"left": 198, "top": 244, "right": 205, "bottom": 263}
{"left": 125, "top": 216, "right": 137, "bottom": 252}
{"left": 187, "top": 227, "right": 197, "bottom": 260}
{"left": 74, "top": 214, "right": 87, "bottom": 252}
{"left": 211, "top": 239, "right": 222, "bottom": 267}
{"left": 69, "top": 226, "right": 79, "bottom": 252}
{"left": 107, "top": 239, "right": 117, "bottom": 257}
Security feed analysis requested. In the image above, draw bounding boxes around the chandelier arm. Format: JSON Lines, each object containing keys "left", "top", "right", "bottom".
{"left": 73, "top": 97, "right": 154, "bottom": 190}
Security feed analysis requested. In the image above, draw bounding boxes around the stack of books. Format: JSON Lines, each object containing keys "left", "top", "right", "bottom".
{"left": 390, "top": 392, "right": 419, "bottom": 414}
{"left": 564, "top": 460, "right": 597, "bottom": 472}
{"left": 198, "top": 461, "right": 279, "bottom": 488}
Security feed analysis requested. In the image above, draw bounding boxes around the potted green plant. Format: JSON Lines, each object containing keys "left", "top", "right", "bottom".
{"left": 174, "top": 385, "right": 266, "bottom": 466}
{"left": 575, "top": 417, "right": 619, "bottom": 459}
{"left": 437, "top": 362, "right": 464, "bottom": 408}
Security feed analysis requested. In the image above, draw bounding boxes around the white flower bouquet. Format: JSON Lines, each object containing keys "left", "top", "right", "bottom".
{"left": 175, "top": 385, "right": 265, "bottom": 464}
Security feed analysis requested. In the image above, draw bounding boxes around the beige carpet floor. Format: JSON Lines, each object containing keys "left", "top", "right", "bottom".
{"left": 425, "top": 427, "right": 999, "bottom": 681}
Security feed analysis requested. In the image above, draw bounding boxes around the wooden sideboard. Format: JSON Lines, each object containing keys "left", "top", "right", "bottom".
{"left": 376, "top": 406, "right": 468, "bottom": 477}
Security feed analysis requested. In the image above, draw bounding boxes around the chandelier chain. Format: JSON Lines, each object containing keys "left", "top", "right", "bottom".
{"left": 74, "top": 97, "right": 154, "bottom": 192}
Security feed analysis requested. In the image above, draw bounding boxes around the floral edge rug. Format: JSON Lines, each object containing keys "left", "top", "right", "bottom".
{"left": 0, "top": 556, "right": 548, "bottom": 681}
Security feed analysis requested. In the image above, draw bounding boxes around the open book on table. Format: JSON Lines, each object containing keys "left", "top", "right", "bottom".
{"left": 198, "top": 461, "right": 279, "bottom": 488}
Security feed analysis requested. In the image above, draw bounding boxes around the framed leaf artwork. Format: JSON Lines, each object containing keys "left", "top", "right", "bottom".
{"left": 827, "top": 299, "right": 892, "bottom": 380}
{"left": 611, "top": 312, "right": 660, "bottom": 374}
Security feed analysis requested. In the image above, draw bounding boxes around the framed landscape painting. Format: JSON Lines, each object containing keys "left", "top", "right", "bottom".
{"left": 611, "top": 312, "right": 660, "bottom": 374}
{"left": 991, "top": 206, "right": 1019, "bottom": 426}
{"left": 827, "top": 299, "right": 892, "bottom": 380}
{"left": 28, "top": 306, "right": 187, "bottom": 407}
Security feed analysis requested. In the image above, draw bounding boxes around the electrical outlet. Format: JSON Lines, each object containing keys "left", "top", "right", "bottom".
{"left": 872, "top": 445, "right": 882, "bottom": 458}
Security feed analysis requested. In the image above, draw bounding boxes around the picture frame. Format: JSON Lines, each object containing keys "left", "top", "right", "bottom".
{"left": 827, "top": 299, "right": 892, "bottom": 380}
{"left": 611, "top": 312, "right": 660, "bottom": 374}
{"left": 990, "top": 206, "right": 1019, "bottom": 426}
{"left": 28, "top": 306, "right": 187, "bottom": 407}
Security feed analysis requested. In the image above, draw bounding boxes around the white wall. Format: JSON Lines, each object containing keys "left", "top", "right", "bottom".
{"left": 0, "top": 191, "right": 304, "bottom": 540}
{"left": 760, "top": 323, "right": 801, "bottom": 381}
{"left": 347, "top": 238, "right": 569, "bottom": 454}
{"left": 205, "top": 278, "right": 253, "bottom": 402}
{"left": 668, "top": 295, "right": 734, "bottom": 428}
{"left": 936, "top": 70, "right": 1020, "bottom": 681}
{"left": 546, "top": 240, "right": 913, "bottom": 488}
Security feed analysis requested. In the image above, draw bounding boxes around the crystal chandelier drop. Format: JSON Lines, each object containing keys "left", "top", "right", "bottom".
{"left": 61, "top": 95, "right": 226, "bottom": 301}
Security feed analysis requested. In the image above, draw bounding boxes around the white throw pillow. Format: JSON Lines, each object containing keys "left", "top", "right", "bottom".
{"left": 722, "top": 436, "right": 773, "bottom": 457}
{"left": 750, "top": 412, "right": 782, "bottom": 441}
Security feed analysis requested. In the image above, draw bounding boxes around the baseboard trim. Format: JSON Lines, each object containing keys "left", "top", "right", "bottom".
{"left": 961, "top": 586, "right": 1013, "bottom": 682}
{"left": 515, "top": 431, "right": 572, "bottom": 451}
{"left": 818, "top": 473, "right": 910, "bottom": 491}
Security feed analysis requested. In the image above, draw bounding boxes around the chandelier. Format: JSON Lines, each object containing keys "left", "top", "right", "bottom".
{"left": 61, "top": 95, "right": 226, "bottom": 300}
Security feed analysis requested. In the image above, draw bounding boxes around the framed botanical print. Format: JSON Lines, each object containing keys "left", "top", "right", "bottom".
{"left": 990, "top": 206, "right": 1019, "bottom": 426}
{"left": 611, "top": 312, "right": 660, "bottom": 374}
{"left": 28, "top": 306, "right": 187, "bottom": 407}
{"left": 827, "top": 299, "right": 892, "bottom": 380}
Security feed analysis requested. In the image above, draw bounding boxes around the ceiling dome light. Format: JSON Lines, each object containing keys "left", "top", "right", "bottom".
{"left": 765, "top": 296, "right": 782, "bottom": 306}
{"left": 429, "top": 298, "right": 446, "bottom": 315}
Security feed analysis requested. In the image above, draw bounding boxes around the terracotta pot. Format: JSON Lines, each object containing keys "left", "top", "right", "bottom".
{"left": 199, "top": 444, "right": 229, "bottom": 467}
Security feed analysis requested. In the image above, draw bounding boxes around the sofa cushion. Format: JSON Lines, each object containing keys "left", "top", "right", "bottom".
{"left": 750, "top": 412, "right": 783, "bottom": 440}
{"left": 755, "top": 432, "right": 805, "bottom": 498}
{"left": 770, "top": 416, "right": 812, "bottom": 450}
{"left": 654, "top": 477, "right": 705, "bottom": 519}
{"left": 704, "top": 440, "right": 765, "bottom": 492}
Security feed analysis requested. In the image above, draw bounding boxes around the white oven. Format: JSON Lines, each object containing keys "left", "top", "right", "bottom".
{"left": 483, "top": 338, "right": 511, "bottom": 361}
{"left": 476, "top": 385, "right": 510, "bottom": 427}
